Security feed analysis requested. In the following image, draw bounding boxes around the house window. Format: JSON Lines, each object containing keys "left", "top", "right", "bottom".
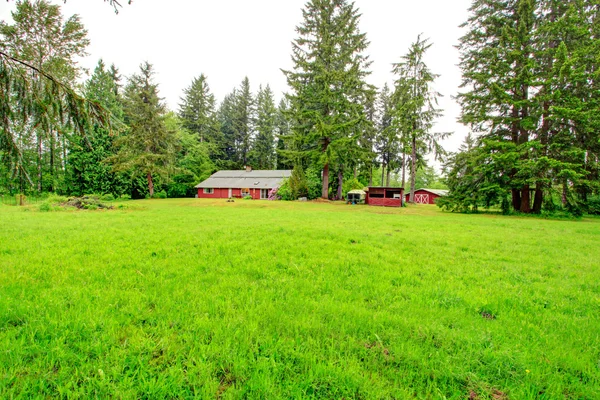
{"left": 203, "top": 188, "right": 214, "bottom": 194}
{"left": 260, "top": 189, "right": 269, "bottom": 199}
{"left": 241, "top": 188, "right": 250, "bottom": 197}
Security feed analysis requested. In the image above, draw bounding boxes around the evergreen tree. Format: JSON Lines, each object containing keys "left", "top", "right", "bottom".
{"left": 275, "top": 98, "right": 293, "bottom": 170}
{"left": 392, "top": 36, "right": 447, "bottom": 202}
{"left": 178, "top": 74, "right": 220, "bottom": 144}
{"left": 67, "top": 59, "right": 128, "bottom": 196}
{"left": 217, "top": 90, "right": 239, "bottom": 169}
{"left": 0, "top": 0, "right": 89, "bottom": 193}
{"left": 110, "top": 62, "right": 177, "bottom": 198}
{"left": 452, "top": 0, "right": 600, "bottom": 214}
{"left": 233, "top": 77, "right": 255, "bottom": 167}
{"left": 283, "top": 0, "right": 371, "bottom": 199}
{"left": 375, "top": 83, "right": 401, "bottom": 186}
{"left": 250, "top": 85, "right": 277, "bottom": 169}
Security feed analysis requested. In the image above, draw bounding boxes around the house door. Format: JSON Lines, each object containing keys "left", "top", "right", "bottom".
{"left": 415, "top": 194, "right": 429, "bottom": 204}
{"left": 228, "top": 188, "right": 232, "bottom": 198}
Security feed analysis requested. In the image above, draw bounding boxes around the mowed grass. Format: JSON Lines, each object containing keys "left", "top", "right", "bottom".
{"left": 0, "top": 199, "right": 599, "bottom": 399}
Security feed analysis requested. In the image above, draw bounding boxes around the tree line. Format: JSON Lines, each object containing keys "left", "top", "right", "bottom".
{"left": 4, "top": 0, "right": 596, "bottom": 212}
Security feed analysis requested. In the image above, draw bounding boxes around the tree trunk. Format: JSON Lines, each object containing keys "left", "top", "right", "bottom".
{"left": 532, "top": 187, "right": 543, "bottom": 214}
{"left": 409, "top": 136, "right": 417, "bottom": 203}
{"left": 386, "top": 168, "right": 391, "bottom": 187}
{"left": 49, "top": 131, "right": 54, "bottom": 192}
{"left": 322, "top": 163, "right": 329, "bottom": 199}
{"left": 337, "top": 170, "right": 343, "bottom": 200}
{"left": 381, "top": 163, "right": 385, "bottom": 187}
{"left": 512, "top": 189, "right": 521, "bottom": 212}
{"left": 401, "top": 152, "right": 407, "bottom": 189}
{"left": 369, "top": 166, "right": 373, "bottom": 187}
{"left": 147, "top": 173, "right": 154, "bottom": 198}
{"left": 37, "top": 133, "right": 43, "bottom": 193}
{"left": 520, "top": 185, "right": 531, "bottom": 213}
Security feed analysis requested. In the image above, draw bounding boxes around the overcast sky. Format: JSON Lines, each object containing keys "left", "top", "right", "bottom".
{"left": 1, "top": 0, "right": 472, "bottom": 153}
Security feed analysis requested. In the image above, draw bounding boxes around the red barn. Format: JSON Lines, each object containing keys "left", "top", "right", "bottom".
{"left": 365, "top": 187, "right": 405, "bottom": 207}
{"left": 195, "top": 167, "right": 292, "bottom": 200}
{"left": 405, "top": 188, "right": 449, "bottom": 205}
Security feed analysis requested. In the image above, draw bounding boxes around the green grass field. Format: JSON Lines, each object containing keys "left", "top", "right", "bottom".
{"left": 0, "top": 199, "right": 599, "bottom": 399}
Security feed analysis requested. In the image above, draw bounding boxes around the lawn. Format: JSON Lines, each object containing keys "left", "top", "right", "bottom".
{"left": 0, "top": 199, "right": 599, "bottom": 399}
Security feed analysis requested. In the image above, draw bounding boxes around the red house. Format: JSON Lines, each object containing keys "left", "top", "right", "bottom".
{"left": 365, "top": 187, "right": 405, "bottom": 207}
{"left": 195, "top": 167, "right": 292, "bottom": 200}
{"left": 405, "top": 188, "right": 449, "bottom": 205}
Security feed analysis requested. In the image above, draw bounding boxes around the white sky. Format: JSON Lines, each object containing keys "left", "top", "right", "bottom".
{"left": 1, "top": 0, "right": 471, "bottom": 154}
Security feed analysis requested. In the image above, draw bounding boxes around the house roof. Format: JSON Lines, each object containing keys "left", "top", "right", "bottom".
{"left": 415, "top": 188, "right": 449, "bottom": 196}
{"left": 195, "top": 170, "right": 292, "bottom": 189}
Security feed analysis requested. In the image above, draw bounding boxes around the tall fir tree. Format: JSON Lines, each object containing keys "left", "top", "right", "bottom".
{"left": 233, "top": 77, "right": 255, "bottom": 167}
{"left": 110, "top": 62, "right": 177, "bottom": 198}
{"left": 275, "top": 98, "right": 293, "bottom": 170}
{"left": 0, "top": 0, "right": 89, "bottom": 193}
{"left": 250, "top": 85, "right": 277, "bottom": 169}
{"left": 283, "top": 0, "right": 371, "bottom": 199}
{"left": 453, "top": 0, "right": 600, "bottom": 214}
{"left": 178, "top": 74, "right": 220, "bottom": 144}
{"left": 67, "top": 59, "right": 128, "bottom": 196}
{"left": 392, "top": 36, "right": 447, "bottom": 202}
{"left": 217, "top": 90, "right": 239, "bottom": 169}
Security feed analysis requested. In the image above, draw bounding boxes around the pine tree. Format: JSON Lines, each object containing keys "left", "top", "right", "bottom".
{"left": 178, "top": 74, "right": 220, "bottom": 144}
{"left": 283, "top": 0, "right": 371, "bottom": 199}
{"left": 453, "top": 0, "right": 600, "bottom": 214}
{"left": 0, "top": 0, "right": 90, "bottom": 192}
{"left": 392, "top": 35, "right": 447, "bottom": 203}
{"left": 233, "top": 77, "right": 255, "bottom": 167}
{"left": 67, "top": 59, "right": 128, "bottom": 196}
{"left": 275, "top": 98, "right": 292, "bottom": 170}
{"left": 375, "top": 83, "right": 401, "bottom": 186}
{"left": 217, "top": 90, "right": 239, "bottom": 169}
{"left": 110, "top": 62, "right": 177, "bottom": 198}
{"left": 250, "top": 85, "right": 277, "bottom": 169}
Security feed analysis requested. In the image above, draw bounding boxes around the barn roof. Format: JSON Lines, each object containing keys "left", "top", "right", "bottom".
{"left": 416, "top": 188, "right": 449, "bottom": 196}
{"left": 195, "top": 170, "right": 292, "bottom": 189}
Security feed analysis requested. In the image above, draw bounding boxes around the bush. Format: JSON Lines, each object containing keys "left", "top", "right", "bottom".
{"left": 243, "top": 195, "right": 253, "bottom": 200}
{"left": 39, "top": 202, "right": 51, "bottom": 212}
{"left": 120, "top": 194, "right": 132, "bottom": 200}
{"left": 587, "top": 196, "right": 600, "bottom": 215}
{"left": 101, "top": 193, "right": 115, "bottom": 202}
{"left": 290, "top": 165, "right": 309, "bottom": 199}
{"left": 154, "top": 190, "right": 167, "bottom": 199}
{"left": 342, "top": 177, "right": 364, "bottom": 198}
{"left": 277, "top": 179, "right": 294, "bottom": 201}
{"left": 306, "top": 168, "right": 322, "bottom": 200}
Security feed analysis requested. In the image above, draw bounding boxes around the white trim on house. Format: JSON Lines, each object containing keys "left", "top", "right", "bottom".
{"left": 204, "top": 188, "right": 214, "bottom": 194}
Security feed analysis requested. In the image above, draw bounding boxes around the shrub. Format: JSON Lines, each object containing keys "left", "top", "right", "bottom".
{"left": 306, "top": 167, "right": 322, "bottom": 200}
{"left": 39, "top": 202, "right": 51, "bottom": 212}
{"left": 154, "top": 190, "right": 167, "bottom": 199}
{"left": 101, "top": 193, "right": 115, "bottom": 202}
{"left": 120, "top": 194, "right": 132, "bottom": 200}
{"left": 277, "top": 179, "right": 294, "bottom": 201}
{"left": 290, "top": 165, "right": 309, "bottom": 199}
{"left": 587, "top": 196, "right": 600, "bottom": 215}
{"left": 85, "top": 204, "right": 99, "bottom": 210}
{"left": 342, "top": 177, "right": 364, "bottom": 198}
{"left": 243, "top": 195, "right": 253, "bottom": 200}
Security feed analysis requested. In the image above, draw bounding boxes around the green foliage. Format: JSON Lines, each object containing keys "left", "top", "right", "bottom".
{"left": 100, "top": 193, "right": 115, "bottom": 202}
{"left": 305, "top": 167, "right": 322, "bottom": 200}
{"left": 277, "top": 178, "right": 294, "bottom": 201}
{"left": 249, "top": 85, "right": 277, "bottom": 169}
{"left": 154, "top": 190, "right": 167, "bottom": 199}
{"left": 0, "top": 200, "right": 599, "bottom": 398}
{"left": 109, "top": 62, "right": 178, "bottom": 198}
{"left": 342, "top": 177, "right": 364, "bottom": 198}
{"left": 451, "top": 0, "right": 600, "bottom": 214}
{"left": 38, "top": 202, "right": 51, "bottom": 212}
{"left": 289, "top": 164, "right": 308, "bottom": 199}
{"left": 283, "top": 0, "right": 371, "bottom": 198}
{"left": 587, "top": 197, "right": 600, "bottom": 216}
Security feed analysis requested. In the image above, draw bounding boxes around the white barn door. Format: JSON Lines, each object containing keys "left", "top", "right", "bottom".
{"left": 415, "top": 194, "right": 429, "bottom": 204}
